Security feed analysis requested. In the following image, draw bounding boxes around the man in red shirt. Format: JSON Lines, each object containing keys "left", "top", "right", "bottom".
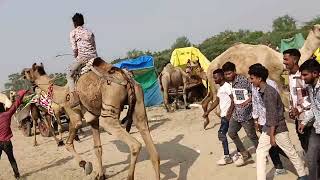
{"left": 0, "top": 89, "right": 28, "bottom": 179}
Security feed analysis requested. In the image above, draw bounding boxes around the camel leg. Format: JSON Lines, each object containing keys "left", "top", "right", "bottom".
{"left": 89, "top": 120, "right": 105, "bottom": 179}
{"left": 54, "top": 110, "right": 64, "bottom": 146}
{"left": 99, "top": 104, "right": 141, "bottom": 180}
{"left": 182, "top": 85, "right": 189, "bottom": 109}
{"left": 64, "top": 107, "right": 92, "bottom": 174}
{"left": 30, "top": 105, "right": 38, "bottom": 146}
{"left": 163, "top": 86, "right": 172, "bottom": 112}
{"left": 133, "top": 86, "right": 160, "bottom": 180}
{"left": 44, "top": 114, "right": 61, "bottom": 145}
{"left": 32, "top": 117, "right": 38, "bottom": 146}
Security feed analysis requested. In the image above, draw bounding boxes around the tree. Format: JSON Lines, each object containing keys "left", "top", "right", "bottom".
{"left": 4, "top": 73, "right": 31, "bottom": 92}
{"left": 126, "top": 49, "right": 145, "bottom": 59}
{"left": 171, "top": 36, "right": 191, "bottom": 50}
{"left": 272, "top": 15, "right": 297, "bottom": 32}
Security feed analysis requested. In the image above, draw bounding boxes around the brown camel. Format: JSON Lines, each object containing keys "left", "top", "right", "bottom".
{"left": 159, "top": 63, "right": 190, "bottom": 112}
{"left": 22, "top": 58, "right": 160, "bottom": 180}
{"left": 202, "top": 24, "right": 320, "bottom": 121}
{"left": 10, "top": 90, "right": 64, "bottom": 146}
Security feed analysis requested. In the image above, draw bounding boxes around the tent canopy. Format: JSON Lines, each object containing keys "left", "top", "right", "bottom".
{"left": 280, "top": 33, "right": 305, "bottom": 53}
{"left": 114, "top": 56, "right": 163, "bottom": 107}
{"left": 170, "top": 47, "right": 210, "bottom": 72}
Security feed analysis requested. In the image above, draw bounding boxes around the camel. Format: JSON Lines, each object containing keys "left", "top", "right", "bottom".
{"left": 22, "top": 58, "right": 160, "bottom": 180}
{"left": 159, "top": 63, "right": 190, "bottom": 112}
{"left": 10, "top": 90, "right": 65, "bottom": 146}
{"left": 202, "top": 24, "right": 320, "bottom": 119}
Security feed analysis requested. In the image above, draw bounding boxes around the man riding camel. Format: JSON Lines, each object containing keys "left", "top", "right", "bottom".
{"left": 67, "top": 13, "right": 98, "bottom": 128}
{"left": 67, "top": 13, "right": 98, "bottom": 105}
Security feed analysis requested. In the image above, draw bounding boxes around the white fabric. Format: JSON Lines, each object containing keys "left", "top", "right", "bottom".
{"left": 288, "top": 71, "right": 312, "bottom": 121}
{"left": 0, "top": 93, "right": 12, "bottom": 109}
{"left": 256, "top": 132, "right": 307, "bottom": 180}
{"left": 231, "top": 88, "right": 250, "bottom": 105}
{"left": 217, "top": 82, "right": 232, "bottom": 117}
{"left": 252, "top": 79, "right": 279, "bottom": 125}
{"left": 80, "top": 58, "right": 95, "bottom": 75}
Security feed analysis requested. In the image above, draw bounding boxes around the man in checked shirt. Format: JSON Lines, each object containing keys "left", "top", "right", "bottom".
{"left": 67, "top": 13, "right": 98, "bottom": 128}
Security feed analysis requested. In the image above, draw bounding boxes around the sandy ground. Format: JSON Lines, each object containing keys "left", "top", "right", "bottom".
{"left": 0, "top": 105, "right": 305, "bottom": 180}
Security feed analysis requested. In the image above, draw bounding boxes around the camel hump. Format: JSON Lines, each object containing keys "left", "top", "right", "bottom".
{"left": 92, "top": 57, "right": 113, "bottom": 72}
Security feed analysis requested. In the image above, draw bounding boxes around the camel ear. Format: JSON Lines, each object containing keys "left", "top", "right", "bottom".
{"left": 40, "top": 62, "right": 44, "bottom": 67}
{"left": 32, "top": 63, "right": 37, "bottom": 70}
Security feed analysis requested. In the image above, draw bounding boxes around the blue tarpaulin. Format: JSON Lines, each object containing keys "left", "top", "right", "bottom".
{"left": 114, "top": 56, "right": 163, "bottom": 107}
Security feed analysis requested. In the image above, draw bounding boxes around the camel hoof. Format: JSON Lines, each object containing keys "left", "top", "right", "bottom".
{"left": 57, "top": 141, "right": 65, "bottom": 147}
{"left": 185, "top": 106, "right": 191, "bottom": 109}
{"left": 95, "top": 174, "right": 106, "bottom": 180}
{"left": 84, "top": 161, "right": 93, "bottom": 175}
{"left": 33, "top": 142, "right": 38, "bottom": 147}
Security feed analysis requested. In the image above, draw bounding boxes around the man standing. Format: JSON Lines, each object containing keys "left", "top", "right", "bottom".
{"left": 283, "top": 49, "right": 313, "bottom": 152}
{"left": 249, "top": 64, "right": 307, "bottom": 180}
{"left": 299, "top": 59, "right": 320, "bottom": 180}
{"left": 222, "top": 61, "right": 259, "bottom": 166}
{"left": 0, "top": 89, "right": 28, "bottom": 179}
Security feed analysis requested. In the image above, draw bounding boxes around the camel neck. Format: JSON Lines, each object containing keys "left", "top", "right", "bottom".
{"left": 35, "top": 76, "right": 51, "bottom": 93}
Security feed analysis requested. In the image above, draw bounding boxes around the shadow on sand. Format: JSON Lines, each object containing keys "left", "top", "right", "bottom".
{"left": 105, "top": 134, "right": 200, "bottom": 180}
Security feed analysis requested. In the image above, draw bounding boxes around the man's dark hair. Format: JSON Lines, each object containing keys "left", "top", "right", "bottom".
{"left": 249, "top": 63, "right": 263, "bottom": 70}
{"left": 299, "top": 59, "right": 320, "bottom": 73}
{"left": 248, "top": 65, "right": 269, "bottom": 82}
{"left": 213, "top": 69, "right": 224, "bottom": 76}
{"left": 0, "top": 103, "right": 5, "bottom": 113}
{"left": 72, "top": 13, "right": 84, "bottom": 27}
{"left": 222, "top": 61, "right": 236, "bottom": 72}
{"left": 283, "top": 48, "right": 301, "bottom": 63}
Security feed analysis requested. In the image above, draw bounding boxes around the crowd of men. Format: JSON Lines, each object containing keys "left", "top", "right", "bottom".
{"left": 205, "top": 49, "right": 320, "bottom": 180}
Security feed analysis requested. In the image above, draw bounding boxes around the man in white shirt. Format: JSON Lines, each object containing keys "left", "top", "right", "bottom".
{"left": 204, "top": 69, "right": 233, "bottom": 165}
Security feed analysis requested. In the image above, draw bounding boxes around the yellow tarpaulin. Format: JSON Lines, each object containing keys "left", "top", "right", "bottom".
{"left": 170, "top": 47, "right": 210, "bottom": 87}
{"left": 170, "top": 47, "right": 210, "bottom": 72}
{"left": 314, "top": 48, "right": 320, "bottom": 63}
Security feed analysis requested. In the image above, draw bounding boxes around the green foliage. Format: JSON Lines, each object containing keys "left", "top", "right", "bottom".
{"left": 272, "top": 15, "right": 297, "bottom": 32}
{"left": 51, "top": 73, "right": 67, "bottom": 86}
{"left": 4, "top": 73, "right": 31, "bottom": 92}
{"left": 171, "top": 36, "right": 191, "bottom": 50}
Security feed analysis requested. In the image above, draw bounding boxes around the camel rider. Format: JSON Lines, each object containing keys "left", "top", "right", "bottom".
{"left": 67, "top": 13, "right": 97, "bottom": 106}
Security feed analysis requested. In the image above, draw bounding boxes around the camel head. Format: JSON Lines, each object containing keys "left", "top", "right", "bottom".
{"left": 21, "top": 63, "right": 46, "bottom": 83}
{"left": 312, "top": 24, "right": 320, "bottom": 40}
{"left": 186, "top": 59, "right": 204, "bottom": 76}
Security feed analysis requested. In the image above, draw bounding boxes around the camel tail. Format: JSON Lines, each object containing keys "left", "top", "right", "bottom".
{"left": 159, "top": 73, "right": 164, "bottom": 91}
{"left": 120, "top": 71, "right": 137, "bottom": 133}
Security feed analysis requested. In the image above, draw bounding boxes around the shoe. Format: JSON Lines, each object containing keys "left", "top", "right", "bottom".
{"left": 217, "top": 155, "right": 233, "bottom": 166}
{"left": 274, "top": 169, "right": 287, "bottom": 176}
{"left": 233, "top": 153, "right": 245, "bottom": 167}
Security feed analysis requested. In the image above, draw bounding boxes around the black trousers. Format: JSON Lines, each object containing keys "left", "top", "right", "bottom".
{"left": 0, "top": 141, "right": 20, "bottom": 177}
{"left": 295, "top": 120, "right": 312, "bottom": 152}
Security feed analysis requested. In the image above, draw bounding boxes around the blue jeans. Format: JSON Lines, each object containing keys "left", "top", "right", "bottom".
{"left": 218, "top": 117, "right": 230, "bottom": 155}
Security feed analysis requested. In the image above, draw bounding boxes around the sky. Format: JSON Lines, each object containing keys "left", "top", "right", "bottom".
{"left": 0, "top": 0, "right": 319, "bottom": 90}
